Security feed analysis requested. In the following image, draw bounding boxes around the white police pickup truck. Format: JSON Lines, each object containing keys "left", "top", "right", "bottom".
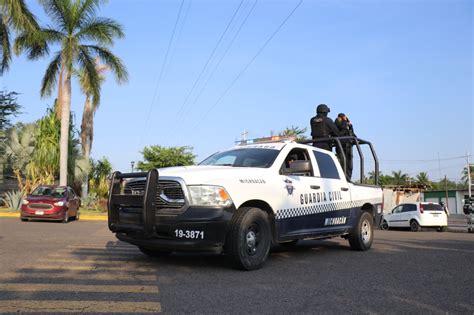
{"left": 108, "top": 136, "right": 383, "bottom": 270}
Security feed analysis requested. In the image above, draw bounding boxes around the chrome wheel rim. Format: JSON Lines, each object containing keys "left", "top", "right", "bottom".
{"left": 361, "top": 219, "right": 371, "bottom": 244}
{"left": 246, "top": 224, "right": 259, "bottom": 256}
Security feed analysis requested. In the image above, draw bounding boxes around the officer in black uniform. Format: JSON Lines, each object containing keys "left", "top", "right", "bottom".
{"left": 310, "top": 104, "right": 339, "bottom": 151}
{"left": 335, "top": 113, "right": 355, "bottom": 180}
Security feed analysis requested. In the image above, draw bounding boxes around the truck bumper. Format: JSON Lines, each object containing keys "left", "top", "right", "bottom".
{"left": 108, "top": 170, "right": 235, "bottom": 252}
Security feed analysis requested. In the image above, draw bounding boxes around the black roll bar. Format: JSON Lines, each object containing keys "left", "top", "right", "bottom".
{"left": 298, "top": 136, "right": 379, "bottom": 185}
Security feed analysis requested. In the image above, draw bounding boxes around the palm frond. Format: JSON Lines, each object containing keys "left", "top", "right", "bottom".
{"left": 40, "top": 51, "right": 62, "bottom": 97}
{"left": 77, "top": 46, "right": 100, "bottom": 101}
{"left": 0, "top": 17, "right": 11, "bottom": 75}
{"left": 2, "top": 0, "right": 40, "bottom": 32}
{"left": 75, "top": 0, "right": 105, "bottom": 28}
{"left": 76, "top": 17, "right": 124, "bottom": 45}
{"left": 83, "top": 45, "right": 128, "bottom": 83}
{"left": 39, "top": 0, "right": 69, "bottom": 32}
{"left": 13, "top": 27, "right": 63, "bottom": 59}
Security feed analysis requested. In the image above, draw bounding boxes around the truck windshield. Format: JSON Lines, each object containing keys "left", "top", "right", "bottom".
{"left": 200, "top": 148, "right": 279, "bottom": 168}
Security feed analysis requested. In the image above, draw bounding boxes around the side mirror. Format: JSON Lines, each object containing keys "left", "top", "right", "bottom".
{"left": 284, "top": 160, "right": 312, "bottom": 175}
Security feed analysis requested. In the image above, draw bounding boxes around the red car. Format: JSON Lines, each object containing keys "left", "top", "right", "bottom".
{"left": 20, "top": 186, "right": 80, "bottom": 223}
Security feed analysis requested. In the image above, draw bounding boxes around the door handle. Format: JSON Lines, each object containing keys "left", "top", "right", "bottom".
{"left": 341, "top": 187, "right": 349, "bottom": 191}
{"left": 310, "top": 185, "right": 320, "bottom": 190}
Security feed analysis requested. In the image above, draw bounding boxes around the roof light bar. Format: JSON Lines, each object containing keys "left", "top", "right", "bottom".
{"left": 236, "top": 135, "right": 296, "bottom": 146}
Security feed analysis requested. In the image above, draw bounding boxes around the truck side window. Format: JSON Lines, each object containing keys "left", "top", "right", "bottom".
{"left": 313, "top": 151, "right": 340, "bottom": 179}
{"left": 280, "top": 149, "right": 313, "bottom": 176}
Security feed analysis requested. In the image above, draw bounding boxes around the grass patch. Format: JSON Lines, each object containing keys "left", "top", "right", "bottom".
{"left": 79, "top": 208, "right": 107, "bottom": 216}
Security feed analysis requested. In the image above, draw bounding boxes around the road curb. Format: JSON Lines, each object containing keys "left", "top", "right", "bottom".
{"left": 0, "top": 213, "right": 108, "bottom": 221}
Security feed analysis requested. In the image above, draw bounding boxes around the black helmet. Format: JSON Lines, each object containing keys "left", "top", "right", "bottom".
{"left": 317, "top": 104, "right": 330, "bottom": 113}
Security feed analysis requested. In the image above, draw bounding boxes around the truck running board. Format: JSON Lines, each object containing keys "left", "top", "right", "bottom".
{"left": 108, "top": 169, "right": 159, "bottom": 237}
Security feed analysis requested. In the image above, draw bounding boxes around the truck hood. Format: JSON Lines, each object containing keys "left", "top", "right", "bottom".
{"left": 158, "top": 165, "right": 267, "bottom": 185}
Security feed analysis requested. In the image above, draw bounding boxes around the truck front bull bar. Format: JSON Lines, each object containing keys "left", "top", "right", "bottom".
{"left": 108, "top": 169, "right": 159, "bottom": 237}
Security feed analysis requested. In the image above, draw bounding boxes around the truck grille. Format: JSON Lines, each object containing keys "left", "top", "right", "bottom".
{"left": 124, "top": 180, "right": 186, "bottom": 210}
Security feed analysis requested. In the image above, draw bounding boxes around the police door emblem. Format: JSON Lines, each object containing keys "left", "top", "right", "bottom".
{"left": 284, "top": 179, "right": 294, "bottom": 195}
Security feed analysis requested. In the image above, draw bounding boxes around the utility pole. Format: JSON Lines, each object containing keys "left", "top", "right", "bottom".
{"left": 465, "top": 153, "right": 471, "bottom": 198}
{"left": 444, "top": 175, "right": 449, "bottom": 210}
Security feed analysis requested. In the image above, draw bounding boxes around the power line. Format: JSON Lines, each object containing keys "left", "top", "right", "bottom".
{"left": 173, "top": 0, "right": 245, "bottom": 122}
{"left": 192, "top": 0, "right": 303, "bottom": 131}
{"left": 182, "top": 0, "right": 258, "bottom": 119}
{"left": 139, "top": 0, "right": 186, "bottom": 147}
{"left": 164, "top": 0, "right": 192, "bottom": 79}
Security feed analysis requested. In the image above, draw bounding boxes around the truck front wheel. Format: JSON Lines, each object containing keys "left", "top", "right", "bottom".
{"left": 348, "top": 212, "right": 374, "bottom": 251}
{"left": 225, "top": 207, "right": 271, "bottom": 271}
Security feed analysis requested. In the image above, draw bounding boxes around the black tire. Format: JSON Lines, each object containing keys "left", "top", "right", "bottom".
{"left": 348, "top": 212, "right": 373, "bottom": 251}
{"left": 279, "top": 240, "right": 298, "bottom": 247}
{"left": 437, "top": 226, "right": 447, "bottom": 232}
{"left": 20, "top": 217, "right": 28, "bottom": 222}
{"left": 410, "top": 220, "right": 420, "bottom": 232}
{"left": 468, "top": 227, "right": 474, "bottom": 234}
{"left": 225, "top": 207, "right": 272, "bottom": 271}
{"left": 139, "top": 247, "right": 172, "bottom": 257}
{"left": 380, "top": 220, "right": 389, "bottom": 230}
{"left": 62, "top": 210, "right": 69, "bottom": 223}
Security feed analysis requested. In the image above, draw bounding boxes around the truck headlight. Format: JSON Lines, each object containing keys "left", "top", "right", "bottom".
{"left": 54, "top": 201, "right": 65, "bottom": 207}
{"left": 188, "top": 185, "right": 233, "bottom": 207}
{"left": 22, "top": 199, "right": 29, "bottom": 205}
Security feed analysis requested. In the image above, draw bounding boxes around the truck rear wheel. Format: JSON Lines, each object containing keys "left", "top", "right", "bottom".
{"left": 225, "top": 207, "right": 271, "bottom": 271}
{"left": 348, "top": 212, "right": 373, "bottom": 251}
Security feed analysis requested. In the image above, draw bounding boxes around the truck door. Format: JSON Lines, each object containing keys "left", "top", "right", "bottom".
{"left": 276, "top": 148, "right": 350, "bottom": 239}
{"left": 310, "top": 149, "right": 352, "bottom": 230}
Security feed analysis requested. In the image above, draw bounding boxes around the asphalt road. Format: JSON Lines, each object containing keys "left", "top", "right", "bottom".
{"left": 0, "top": 217, "right": 473, "bottom": 314}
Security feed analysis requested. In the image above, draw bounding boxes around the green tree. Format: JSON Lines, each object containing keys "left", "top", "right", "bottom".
{"left": 461, "top": 164, "right": 474, "bottom": 185}
{"left": 0, "top": 0, "right": 39, "bottom": 74}
{"left": 415, "top": 172, "right": 431, "bottom": 187}
{"left": 0, "top": 90, "right": 21, "bottom": 132}
{"left": 391, "top": 170, "right": 408, "bottom": 186}
{"left": 14, "top": 0, "right": 128, "bottom": 186}
{"left": 279, "top": 126, "right": 308, "bottom": 141}
{"left": 88, "top": 157, "right": 111, "bottom": 198}
{"left": 137, "top": 146, "right": 196, "bottom": 171}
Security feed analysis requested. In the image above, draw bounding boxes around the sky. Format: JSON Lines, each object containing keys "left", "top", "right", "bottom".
{"left": 2, "top": 0, "right": 473, "bottom": 183}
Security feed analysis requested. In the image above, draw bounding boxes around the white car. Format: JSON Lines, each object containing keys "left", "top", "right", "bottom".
{"left": 381, "top": 202, "right": 448, "bottom": 232}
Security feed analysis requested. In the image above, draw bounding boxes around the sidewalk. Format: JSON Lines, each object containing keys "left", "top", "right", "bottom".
{"left": 0, "top": 211, "right": 107, "bottom": 221}
{"left": 448, "top": 214, "right": 469, "bottom": 233}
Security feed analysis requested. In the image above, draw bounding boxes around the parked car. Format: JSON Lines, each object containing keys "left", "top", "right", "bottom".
{"left": 381, "top": 202, "right": 447, "bottom": 232}
{"left": 20, "top": 186, "right": 80, "bottom": 223}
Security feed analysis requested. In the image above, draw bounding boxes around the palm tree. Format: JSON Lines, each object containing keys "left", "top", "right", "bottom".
{"left": 392, "top": 170, "right": 408, "bottom": 186}
{"left": 416, "top": 172, "right": 430, "bottom": 187}
{"left": 14, "top": 0, "right": 128, "bottom": 185}
{"left": 78, "top": 58, "right": 108, "bottom": 160}
{"left": 0, "top": 0, "right": 39, "bottom": 74}
{"left": 77, "top": 59, "right": 108, "bottom": 196}
{"left": 280, "top": 126, "right": 308, "bottom": 141}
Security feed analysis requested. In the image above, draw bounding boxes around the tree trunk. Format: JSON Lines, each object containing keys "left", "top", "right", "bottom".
{"left": 80, "top": 95, "right": 93, "bottom": 197}
{"left": 59, "top": 73, "right": 71, "bottom": 186}
{"left": 56, "top": 62, "right": 64, "bottom": 120}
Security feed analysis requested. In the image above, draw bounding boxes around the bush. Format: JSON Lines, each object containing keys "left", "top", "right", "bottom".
{"left": 1, "top": 190, "right": 23, "bottom": 211}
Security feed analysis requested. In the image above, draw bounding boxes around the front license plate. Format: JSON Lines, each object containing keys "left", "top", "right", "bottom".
{"left": 35, "top": 211, "right": 44, "bottom": 215}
